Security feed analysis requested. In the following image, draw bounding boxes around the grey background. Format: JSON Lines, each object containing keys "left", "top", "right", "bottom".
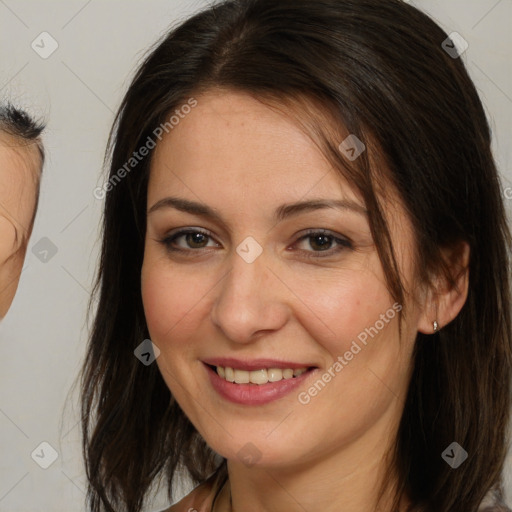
{"left": 0, "top": 1, "right": 510, "bottom": 510}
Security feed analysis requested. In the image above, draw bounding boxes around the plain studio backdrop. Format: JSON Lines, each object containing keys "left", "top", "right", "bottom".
{"left": 0, "top": 0, "right": 511, "bottom": 510}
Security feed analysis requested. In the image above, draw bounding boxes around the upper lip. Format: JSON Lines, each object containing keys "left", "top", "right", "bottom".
{"left": 202, "top": 357, "right": 316, "bottom": 371}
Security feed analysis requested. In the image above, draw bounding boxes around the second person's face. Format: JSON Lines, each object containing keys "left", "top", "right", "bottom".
{"left": 0, "top": 139, "right": 39, "bottom": 319}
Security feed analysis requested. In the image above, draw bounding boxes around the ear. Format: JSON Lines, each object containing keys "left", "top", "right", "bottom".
{"left": 417, "top": 240, "right": 470, "bottom": 334}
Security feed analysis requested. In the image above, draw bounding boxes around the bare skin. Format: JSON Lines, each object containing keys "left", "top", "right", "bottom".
{"left": 141, "top": 89, "right": 469, "bottom": 512}
{"left": 0, "top": 136, "right": 40, "bottom": 319}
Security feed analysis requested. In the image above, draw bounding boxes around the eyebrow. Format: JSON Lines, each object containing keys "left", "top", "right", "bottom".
{"left": 148, "top": 196, "right": 367, "bottom": 223}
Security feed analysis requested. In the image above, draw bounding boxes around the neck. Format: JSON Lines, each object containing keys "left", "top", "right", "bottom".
{"left": 212, "top": 377, "right": 411, "bottom": 512}
{"left": 220, "top": 430, "right": 406, "bottom": 512}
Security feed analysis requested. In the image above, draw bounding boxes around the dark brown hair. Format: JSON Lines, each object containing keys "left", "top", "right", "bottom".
{"left": 80, "top": 1, "right": 512, "bottom": 511}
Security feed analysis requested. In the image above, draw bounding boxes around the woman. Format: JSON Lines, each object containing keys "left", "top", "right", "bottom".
{"left": 80, "top": 0, "right": 512, "bottom": 510}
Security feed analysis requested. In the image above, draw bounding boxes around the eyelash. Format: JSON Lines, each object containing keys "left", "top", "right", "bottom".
{"left": 159, "top": 228, "right": 353, "bottom": 259}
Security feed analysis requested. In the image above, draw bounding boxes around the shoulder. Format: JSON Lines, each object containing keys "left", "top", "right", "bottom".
{"left": 161, "top": 469, "right": 225, "bottom": 512}
{"left": 161, "top": 479, "right": 215, "bottom": 512}
{"left": 478, "top": 486, "right": 512, "bottom": 512}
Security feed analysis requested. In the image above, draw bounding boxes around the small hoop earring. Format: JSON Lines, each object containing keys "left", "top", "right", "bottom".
{"left": 433, "top": 320, "right": 439, "bottom": 333}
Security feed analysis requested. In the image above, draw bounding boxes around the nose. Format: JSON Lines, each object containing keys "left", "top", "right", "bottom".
{"left": 210, "top": 247, "right": 290, "bottom": 344}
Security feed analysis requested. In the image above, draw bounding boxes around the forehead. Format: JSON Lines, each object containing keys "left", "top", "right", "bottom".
{"left": 0, "top": 134, "right": 41, "bottom": 180}
{"left": 148, "top": 89, "right": 361, "bottom": 205}
{"left": 0, "top": 135, "right": 40, "bottom": 234}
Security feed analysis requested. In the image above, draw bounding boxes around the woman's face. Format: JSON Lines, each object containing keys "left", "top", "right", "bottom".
{"left": 141, "top": 89, "right": 426, "bottom": 472}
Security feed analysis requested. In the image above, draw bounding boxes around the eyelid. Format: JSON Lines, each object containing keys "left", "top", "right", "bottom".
{"left": 295, "top": 228, "right": 352, "bottom": 244}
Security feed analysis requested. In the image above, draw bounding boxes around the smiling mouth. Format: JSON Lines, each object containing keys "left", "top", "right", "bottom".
{"left": 207, "top": 364, "right": 316, "bottom": 385}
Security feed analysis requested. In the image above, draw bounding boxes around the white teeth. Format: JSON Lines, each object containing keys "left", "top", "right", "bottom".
{"left": 249, "top": 369, "right": 268, "bottom": 385}
{"left": 234, "top": 369, "right": 250, "bottom": 384}
{"left": 267, "top": 368, "right": 283, "bottom": 382}
{"left": 215, "top": 366, "right": 308, "bottom": 384}
{"left": 282, "top": 369, "right": 294, "bottom": 379}
{"left": 224, "top": 367, "right": 235, "bottom": 382}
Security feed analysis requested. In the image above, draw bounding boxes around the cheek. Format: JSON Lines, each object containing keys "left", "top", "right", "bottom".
{"left": 141, "top": 255, "right": 216, "bottom": 345}
{"left": 0, "top": 217, "right": 17, "bottom": 263}
{"left": 290, "top": 270, "right": 407, "bottom": 442}
{"left": 141, "top": 257, "right": 206, "bottom": 396}
{"left": 289, "top": 263, "right": 394, "bottom": 359}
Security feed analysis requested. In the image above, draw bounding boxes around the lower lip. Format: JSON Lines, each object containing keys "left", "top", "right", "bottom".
{"left": 204, "top": 363, "right": 316, "bottom": 405}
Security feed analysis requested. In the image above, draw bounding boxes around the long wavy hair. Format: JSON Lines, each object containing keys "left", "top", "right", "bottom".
{"left": 80, "top": 0, "right": 512, "bottom": 510}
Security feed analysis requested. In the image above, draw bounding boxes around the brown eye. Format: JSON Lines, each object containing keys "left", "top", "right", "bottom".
{"left": 183, "top": 232, "right": 209, "bottom": 248}
{"left": 293, "top": 229, "right": 352, "bottom": 259}
{"left": 160, "top": 228, "right": 218, "bottom": 253}
{"left": 308, "top": 234, "right": 334, "bottom": 251}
